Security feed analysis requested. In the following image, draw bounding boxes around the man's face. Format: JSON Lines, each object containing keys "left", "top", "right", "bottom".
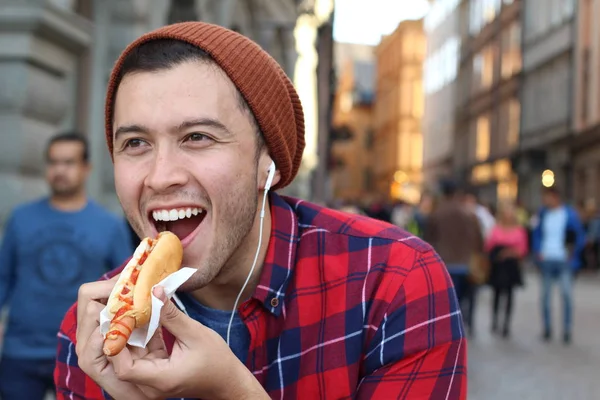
{"left": 112, "top": 61, "right": 267, "bottom": 291}
{"left": 542, "top": 192, "right": 558, "bottom": 208}
{"left": 46, "top": 141, "right": 89, "bottom": 197}
{"left": 463, "top": 194, "right": 476, "bottom": 208}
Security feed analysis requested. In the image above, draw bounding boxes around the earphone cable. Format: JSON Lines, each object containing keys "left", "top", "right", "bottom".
{"left": 226, "top": 188, "right": 269, "bottom": 345}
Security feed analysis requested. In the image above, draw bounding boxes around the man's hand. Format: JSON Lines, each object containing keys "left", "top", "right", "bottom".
{"left": 108, "top": 286, "right": 269, "bottom": 400}
{"left": 75, "top": 277, "right": 150, "bottom": 400}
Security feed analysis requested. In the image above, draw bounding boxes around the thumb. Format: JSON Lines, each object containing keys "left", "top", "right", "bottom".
{"left": 153, "top": 286, "right": 193, "bottom": 341}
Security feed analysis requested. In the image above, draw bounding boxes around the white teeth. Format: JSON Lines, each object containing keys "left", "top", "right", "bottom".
{"left": 151, "top": 207, "right": 203, "bottom": 222}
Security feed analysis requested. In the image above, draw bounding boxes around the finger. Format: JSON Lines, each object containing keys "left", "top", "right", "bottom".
{"left": 110, "top": 350, "right": 168, "bottom": 387}
{"left": 153, "top": 286, "right": 168, "bottom": 302}
{"left": 77, "top": 327, "right": 110, "bottom": 376}
{"left": 86, "top": 327, "right": 110, "bottom": 365}
{"left": 146, "top": 327, "right": 168, "bottom": 356}
{"left": 138, "top": 384, "right": 163, "bottom": 400}
{"left": 75, "top": 300, "right": 105, "bottom": 356}
{"left": 76, "top": 277, "right": 119, "bottom": 329}
{"left": 153, "top": 286, "right": 196, "bottom": 343}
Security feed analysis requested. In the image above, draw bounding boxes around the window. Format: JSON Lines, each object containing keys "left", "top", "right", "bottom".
{"left": 507, "top": 99, "right": 520, "bottom": 149}
{"left": 400, "top": 80, "right": 412, "bottom": 115}
{"left": 398, "top": 133, "right": 412, "bottom": 169}
{"left": 48, "top": 0, "right": 76, "bottom": 11}
{"left": 425, "top": 0, "right": 461, "bottom": 32}
{"left": 470, "top": 0, "right": 502, "bottom": 35}
{"left": 412, "top": 80, "right": 424, "bottom": 118}
{"left": 562, "top": 0, "right": 575, "bottom": 18}
{"left": 501, "top": 22, "right": 521, "bottom": 79}
{"left": 472, "top": 53, "right": 483, "bottom": 93}
{"left": 498, "top": 98, "right": 520, "bottom": 151}
{"left": 482, "top": 45, "right": 495, "bottom": 87}
{"left": 483, "top": 0, "right": 500, "bottom": 24}
{"left": 551, "top": 0, "right": 562, "bottom": 26}
{"left": 424, "top": 36, "right": 460, "bottom": 94}
{"left": 411, "top": 133, "right": 423, "bottom": 169}
{"left": 472, "top": 44, "right": 496, "bottom": 92}
{"left": 476, "top": 115, "right": 490, "bottom": 161}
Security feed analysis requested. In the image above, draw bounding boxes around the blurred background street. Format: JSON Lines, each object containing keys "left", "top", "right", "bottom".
{"left": 1, "top": 0, "right": 600, "bottom": 399}
{"left": 469, "top": 267, "right": 600, "bottom": 399}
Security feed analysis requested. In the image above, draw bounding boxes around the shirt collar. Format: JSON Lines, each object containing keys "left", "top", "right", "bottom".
{"left": 250, "top": 192, "right": 299, "bottom": 317}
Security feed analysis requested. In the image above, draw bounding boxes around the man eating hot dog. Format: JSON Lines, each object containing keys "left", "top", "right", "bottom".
{"left": 55, "top": 21, "right": 467, "bottom": 400}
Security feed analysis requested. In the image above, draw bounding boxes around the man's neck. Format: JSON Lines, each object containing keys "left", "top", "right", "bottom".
{"left": 191, "top": 196, "right": 273, "bottom": 311}
{"left": 50, "top": 192, "right": 88, "bottom": 211}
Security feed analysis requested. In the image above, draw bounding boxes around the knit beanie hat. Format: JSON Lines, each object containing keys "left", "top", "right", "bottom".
{"left": 104, "top": 21, "right": 305, "bottom": 190}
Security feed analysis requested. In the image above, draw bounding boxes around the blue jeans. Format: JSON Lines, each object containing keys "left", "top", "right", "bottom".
{"left": 446, "top": 265, "right": 469, "bottom": 301}
{"left": 540, "top": 260, "right": 573, "bottom": 334}
{"left": 0, "top": 356, "right": 56, "bottom": 400}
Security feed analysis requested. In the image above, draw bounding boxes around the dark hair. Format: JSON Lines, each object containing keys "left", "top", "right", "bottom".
{"left": 46, "top": 132, "right": 89, "bottom": 162}
{"left": 542, "top": 186, "right": 561, "bottom": 197}
{"left": 439, "top": 178, "right": 458, "bottom": 197}
{"left": 114, "top": 39, "right": 264, "bottom": 150}
{"left": 462, "top": 186, "right": 479, "bottom": 199}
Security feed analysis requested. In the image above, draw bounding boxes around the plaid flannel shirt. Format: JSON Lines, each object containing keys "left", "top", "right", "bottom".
{"left": 55, "top": 193, "right": 467, "bottom": 399}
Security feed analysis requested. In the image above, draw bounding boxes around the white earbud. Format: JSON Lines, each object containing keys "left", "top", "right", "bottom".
{"left": 265, "top": 161, "right": 276, "bottom": 191}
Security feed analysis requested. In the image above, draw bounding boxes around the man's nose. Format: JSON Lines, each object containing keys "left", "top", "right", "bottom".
{"left": 143, "top": 149, "right": 189, "bottom": 192}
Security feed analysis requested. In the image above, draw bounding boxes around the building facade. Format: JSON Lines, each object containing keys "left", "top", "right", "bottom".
{"left": 330, "top": 43, "right": 375, "bottom": 204}
{"left": 454, "top": 0, "right": 521, "bottom": 206}
{"left": 0, "top": 0, "right": 327, "bottom": 235}
{"left": 572, "top": 0, "right": 600, "bottom": 209}
{"left": 422, "top": 0, "right": 461, "bottom": 188}
{"left": 516, "top": 0, "right": 576, "bottom": 210}
{"left": 373, "top": 19, "right": 426, "bottom": 204}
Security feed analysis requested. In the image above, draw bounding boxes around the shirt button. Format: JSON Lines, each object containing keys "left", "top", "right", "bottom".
{"left": 270, "top": 297, "right": 279, "bottom": 307}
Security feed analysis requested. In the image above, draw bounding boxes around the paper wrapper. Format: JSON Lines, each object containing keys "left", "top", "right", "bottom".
{"left": 100, "top": 267, "right": 196, "bottom": 349}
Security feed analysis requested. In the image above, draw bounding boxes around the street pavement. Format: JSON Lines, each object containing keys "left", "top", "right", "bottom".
{"left": 467, "top": 269, "right": 600, "bottom": 399}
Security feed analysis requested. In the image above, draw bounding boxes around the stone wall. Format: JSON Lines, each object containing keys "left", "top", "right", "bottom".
{"left": 0, "top": 0, "right": 93, "bottom": 235}
{"left": 0, "top": 0, "right": 301, "bottom": 237}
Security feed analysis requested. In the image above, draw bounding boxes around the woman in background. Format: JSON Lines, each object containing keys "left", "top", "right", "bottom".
{"left": 485, "top": 202, "right": 528, "bottom": 337}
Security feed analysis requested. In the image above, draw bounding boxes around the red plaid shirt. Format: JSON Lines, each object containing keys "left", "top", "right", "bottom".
{"left": 55, "top": 194, "right": 467, "bottom": 399}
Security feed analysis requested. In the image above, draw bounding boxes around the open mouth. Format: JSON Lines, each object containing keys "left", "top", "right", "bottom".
{"left": 150, "top": 207, "right": 206, "bottom": 243}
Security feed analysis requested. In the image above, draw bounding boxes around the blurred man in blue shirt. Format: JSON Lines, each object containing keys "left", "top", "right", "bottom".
{"left": 0, "top": 132, "right": 133, "bottom": 400}
{"left": 532, "top": 186, "right": 585, "bottom": 345}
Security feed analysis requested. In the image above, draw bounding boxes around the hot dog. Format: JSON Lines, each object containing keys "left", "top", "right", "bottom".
{"left": 103, "top": 231, "right": 183, "bottom": 356}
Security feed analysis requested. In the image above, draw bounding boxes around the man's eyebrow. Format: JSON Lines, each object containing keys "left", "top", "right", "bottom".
{"left": 113, "top": 118, "right": 233, "bottom": 140}
{"left": 114, "top": 124, "right": 150, "bottom": 140}
{"left": 175, "top": 118, "right": 233, "bottom": 137}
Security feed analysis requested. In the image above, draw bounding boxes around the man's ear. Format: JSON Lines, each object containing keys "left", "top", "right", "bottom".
{"left": 259, "top": 154, "right": 280, "bottom": 191}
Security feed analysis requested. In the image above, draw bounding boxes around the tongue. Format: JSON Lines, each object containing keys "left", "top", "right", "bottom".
{"left": 166, "top": 214, "right": 203, "bottom": 241}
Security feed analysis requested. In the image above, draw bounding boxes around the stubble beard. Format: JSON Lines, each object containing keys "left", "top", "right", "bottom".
{"left": 180, "top": 178, "right": 259, "bottom": 292}
{"left": 120, "top": 170, "right": 261, "bottom": 293}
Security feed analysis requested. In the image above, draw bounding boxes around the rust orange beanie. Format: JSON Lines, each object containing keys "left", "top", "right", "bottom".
{"left": 104, "top": 21, "right": 305, "bottom": 190}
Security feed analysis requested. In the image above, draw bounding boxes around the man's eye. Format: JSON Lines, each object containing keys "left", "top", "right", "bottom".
{"left": 125, "top": 138, "right": 145, "bottom": 148}
{"left": 187, "top": 133, "right": 209, "bottom": 142}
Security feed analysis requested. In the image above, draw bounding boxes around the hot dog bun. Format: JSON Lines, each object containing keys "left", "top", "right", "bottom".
{"left": 103, "top": 231, "right": 183, "bottom": 356}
